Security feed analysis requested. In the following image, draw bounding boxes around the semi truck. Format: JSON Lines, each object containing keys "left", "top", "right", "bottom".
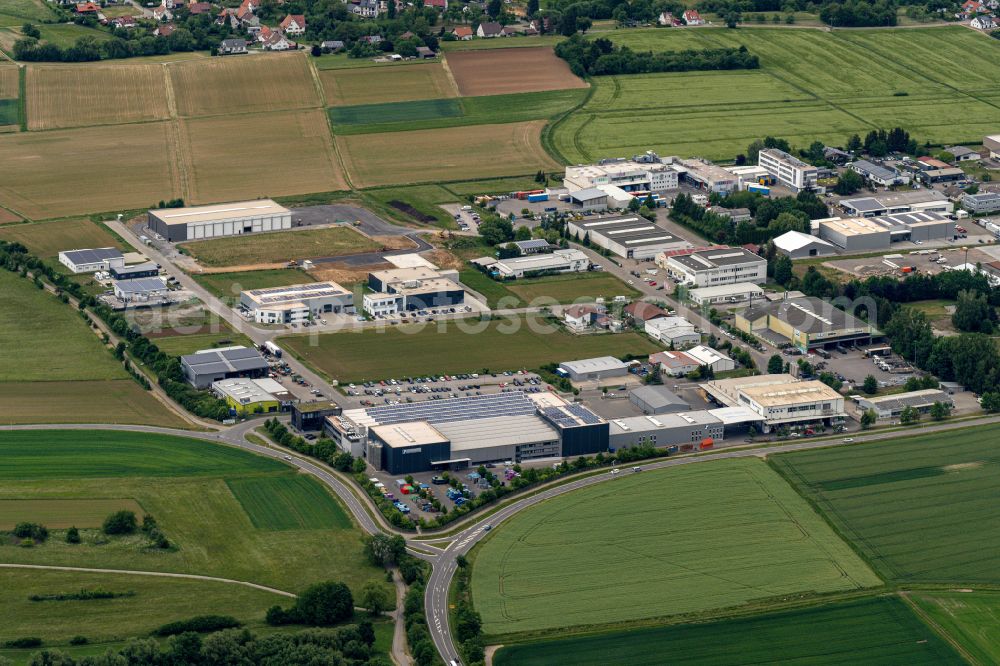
{"left": 263, "top": 341, "right": 283, "bottom": 358}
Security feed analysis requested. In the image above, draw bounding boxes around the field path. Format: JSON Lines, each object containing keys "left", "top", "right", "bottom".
{"left": 899, "top": 591, "right": 980, "bottom": 665}
{"left": 0, "top": 562, "right": 296, "bottom": 597}
{"left": 161, "top": 64, "right": 190, "bottom": 203}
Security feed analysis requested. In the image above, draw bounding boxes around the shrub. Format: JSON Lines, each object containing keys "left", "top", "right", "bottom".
{"left": 13, "top": 522, "right": 48, "bottom": 542}
{"left": 152, "top": 615, "right": 242, "bottom": 637}
{"left": 102, "top": 510, "right": 138, "bottom": 535}
{"left": 266, "top": 581, "right": 354, "bottom": 627}
{"left": 4, "top": 637, "right": 42, "bottom": 649}
{"left": 66, "top": 526, "right": 80, "bottom": 544}
{"left": 69, "top": 636, "right": 89, "bottom": 645}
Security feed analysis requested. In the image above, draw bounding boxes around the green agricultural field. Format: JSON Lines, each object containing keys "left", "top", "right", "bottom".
{"left": 771, "top": 424, "right": 1000, "bottom": 584}
{"left": 0, "top": 218, "right": 125, "bottom": 259}
{"left": 0, "top": 0, "right": 56, "bottom": 21}
{"left": 193, "top": 268, "right": 316, "bottom": 304}
{"left": 35, "top": 22, "right": 111, "bottom": 48}
{"left": 279, "top": 313, "right": 660, "bottom": 382}
{"left": 225, "top": 475, "right": 351, "bottom": 530}
{"left": 494, "top": 597, "right": 962, "bottom": 666}
{"left": 909, "top": 591, "right": 1000, "bottom": 665}
{"left": 149, "top": 330, "right": 254, "bottom": 357}
{"left": 0, "top": 498, "right": 144, "bottom": 529}
{"left": 444, "top": 176, "right": 548, "bottom": 196}
{"left": 439, "top": 35, "right": 564, "bottom": 51}
{"left": 461, "top": 269, "right": 640, "bottom": 308}
{"left": 332, "top": 89, "right": 587, "bottom": 136}
{"left": 0, "top": 271, "right": 125, "bottom": 382}
{"left": 0, "top": 430, "right": 390, "bottom": 600}
{"left": 0, "top": 568, "right": 287, "bottom": 645}
{"left": 180, "top": 226, "right": 379, "bottom": 268}
{"left": 0, "top": 99, "right": 17, "bottom": 126}
{"left": 471, "top": 457, "right": 880, "bottom": 636}
{"left": 0, "top": 380, "right": 188, "bottom": 428}
{"left": 553, "top": 26, "right": 1000, "bottom": 163}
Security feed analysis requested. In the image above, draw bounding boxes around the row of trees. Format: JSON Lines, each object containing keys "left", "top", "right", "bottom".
{"left": 671, "top": 190, "right": 828, "bottom": 246}
{"left": 555, "top": 35, "right": 759, "bottom": 76}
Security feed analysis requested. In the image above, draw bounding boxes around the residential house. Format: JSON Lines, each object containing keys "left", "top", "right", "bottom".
{"left": 359, "top": 34, "right": 383, "bottom": 45}
{"left": 110, "top": 15, "right": 137, "bottom": 28}
{"left": 649, "top": 350, "right": 701, "bottom": 377}
{"left": 262, "top": 28, "right": 295, "bottom": 50}
{"left": 416, "top": 46, "right": 436, "bottom": 58}
{"left": 477, "top": 21, "right": 502, "bottom": 37}
{"left": 351, "top": 0, "right": 380, "bottom": 18}
{"left": 501, "top": 25, "right": 519, "bottom": 36}
{"left": 219, "top": 38, "right": 249, "bottom": 55}
{"left": 657, "top": 11, "right": 682, "bottom": 25}
{"left": 188, "top": 2, "right": 213, "bottom": 14}
{"left": 398, "top": 30, "right": 415, "bottom": 40}
{"left": 152, "top": 5, "right": 173, "bottom": 20}
{"left": 971, "top": 14, "right": 997, "bottom": 28}
{"left": 163, "top": 0, "right": 185, "bottom": 8}
{"left": 154, "top": 22, "right": 175, "bottom": 36}
{"left": 960, "top": 0, "right": 985, "bottom": 16}
{"left": 280, "top": 14, "right": 306, "bottom": 35}
{"left": 75, "top": 2, "right": 100, "bottom": 13}
{"left": 452, "top": 26, "right": 473, "bottom": 39}
{"left": 564, "top": 304, "right": 606, "bottom": 331}
{"left": 682, "top": 9, "right": 704, "bottom": 24}
{"left": 624, "top": 302, "right": 668, "bottom": 324}
{"left": 424, "top": 0, "right": 447, "bottom": 9}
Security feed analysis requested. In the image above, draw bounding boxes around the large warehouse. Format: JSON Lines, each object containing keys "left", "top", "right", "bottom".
{"left": 772, "top": 231, "right": 838, "bottom": 260}
{"left": 559, "top": 356, "right": 629, "bottom": 382}
{"left": 735, "top": 296, "right": 879, "bottom": 351}
{"left": 661, "top": 247, "right": 767, "bottom": 287}
{"left": 239, "top": 281, "right": 355, "bottom": 324}
{"left": 147, "top": 200, "right": 291, "bottom": 242}
{"left": 839, "top": 190, "right": 950, "bottom": 217}
{"left": 490, "top": 248, "right": 590, "bottom": 279}
{"left": 817, "top": 211, "right": 955, "bottom": 251}
{"left": 629, "top": 385, "right": 690, "bottom": 414}
{"left": 181, "top": 346, "right": 269, "bottom": 388}
{"left": 702, "top": 374, "right": 846, "bottom": 431}
{"left": 609, "top": 412, "right": 723, "bottom": 451}
{"left": 331, "top": 391, "right": 607, "bottom": 474}
{"left": 566, "top": 216, "right": 684, "bottom": 259}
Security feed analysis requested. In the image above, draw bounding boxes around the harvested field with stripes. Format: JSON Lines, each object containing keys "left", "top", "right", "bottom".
{"left": 321, "top": 62, "right": 457, "bottom": 105}
{"left": 445, "top": 47, "right": 587, "bottom": 96}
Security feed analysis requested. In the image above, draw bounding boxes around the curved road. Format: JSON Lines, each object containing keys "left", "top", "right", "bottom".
{"left": 4, "top": 415, "right": 999, "bottom": 664}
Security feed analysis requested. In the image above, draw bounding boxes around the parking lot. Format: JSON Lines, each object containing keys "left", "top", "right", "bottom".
{"left": 366, "top": 463, "right": 523, "bottom": 521}
{"left": 785, "top": 346, "right": 915, "bottom": 393}
{"left": 341, "top": 370, "right": 548, "bottom": 406}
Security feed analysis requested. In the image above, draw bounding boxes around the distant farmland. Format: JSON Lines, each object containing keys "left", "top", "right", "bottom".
{"left": 471, "top": 457, "right": 880, "bottom": 635}
{"left": 771, "top": 423, "right": 1000, "bottom": 584}
{"left": 321, "top": 62, "right": 457, "bottom": 106}
{"left": 26, "top": 63, "right": 170, "bottom": 130}
{"left": 445, "top": 47, "right": 587, "bottom": 96}
{"left": 280, "top": 314, "right": 660, "bottom": 382}
{"left": 0, "top": 217, "right": 125, "bottom": 258}
{"left": 494, "top": 597, "right": 963, "bottom": 666}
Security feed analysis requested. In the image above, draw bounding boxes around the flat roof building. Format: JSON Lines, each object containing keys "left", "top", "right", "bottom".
{"left": 849, "top": 160, "right": 910, "bottom": 187}
{"left": 147, "top": 199, "right": 291, "bottom": 242}
{"left": 59, "top": 248, "right": 125, "bottom": 274}
{"left": 513, "top": 239, "right": 552, "bottom": 254}
{"left": 609, "top": 411, "right": 723, "bottom": 451}
{"left": 181, "top": 345, "right": 269, "bottom": 388}
{"left": 818, "top": 211, "right": 954, "bottom": 251}
{"left": 212, "top": 377, "right": 294, "bottom": 415}
{"left": 773, "top": 230, "right": 838, "bottom": 259}
{"left": 492, "top": 248, "right": 589, "bottom": 279}
{"left": 559, "top": 356, "right": 629, "bottom": 382}
{"left": 367, "top": 267, "right": 464, "bottom": 311}
{"left": 645, "top": 315, "right": 699, "bottom": 347}
{"left": 568, "top": 188, "right": 609, "bottom": 211}
{"left": 112, "top": 276, "right": 169, "bottom": 303}
{"left": 662, "top": 247, "right": 767, "bottom": 287}
{"left": 736, "top": 296, "right": 878, "bottom": 351}
{"left": 291, "top": 400, "right": 341, "bottom": 432}
{"left": 566, "top": 215, "right": 683, "bottom": 260}
{"left": 702, "top": 374, "right": 846, "bottom": 430}
{"left": 855, "top": 388, "right": 953, "bottom": 421}
{"left": 564, "top": 154, "right": 681, "bottom": 194}
{"left": 240, "top": 281, "right": 354, "bottom": 324}
{"left": 758, "top": 148, "right": 818, "bottom": 192}
{"left": 962, "top": 192, "right": 1000, "bottom": 214}
{"left": 675, "top": 158, "right": 738, "bottom": 194}
{"left": 839, "top": 190, "right": 950, "bottom": 218}
{"left": 687, "top": 282, "right": 764, "bottom": 306}
{"left": 986, "top": 134, "right": 1000, "bottom": 160}
{"left": 629, "top": 384, "right": 690, "bottom": 414}
{"left": 109, "top": 261, "right": 159, "bottom": 280}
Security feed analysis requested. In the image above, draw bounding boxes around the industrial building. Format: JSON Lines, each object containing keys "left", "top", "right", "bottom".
{"left": 513, "top": 239, "right": 552, "bottom": 254}
{"left": 773, "top": 230, "right": 838, "bottom": 259}
{"left": 566, "top": 216, "right": 683, "bottom": 259}
{"left": 855, "top": 389, "right": 953, "bottom": 421}
{"left": 817, "top": 212, "right": 955, "bottom": 251}
{"left": 687, "top": 282, "right": 764, "bottom": 306}
{"left": 702, "top": 374, "right": 846, "bottom": 431}
{"left": 331, "top": 391, "right": 607, "bottom": 474}
{"left": 986, "top": 134, "right": 1000, "bottom": 159}
{"left": 686, "top": 345, "right": 735, "bottom": 373}
{"left": 661, "top": 247, "right": 767, "bottom": 287}
{"left": 112, "top": 277, "right": 170, "bottom": 304}
{"left": 649, "top": 350, "right": 700, "bottom": 377}
{"left": 212, "top": 377, "right": 294, "bottom": 415}
{"left": 674, "top": 158, "right": 738, "bottom": 193}
{"left": 758, "top": 148, "right": 818, "bottom": 192}
{"left": 240, "top": 281, "right": 355, "bottom": 324}
{"left": 962, "top": 192, "right": 1000, "bottom": 214}
{"left": 109, "top": 262, "right": 160, "bottom": 280}
{"left": 839, "top": 190, "right": 950, "bottom": 217}
{"left": 735, "top": 296, "right": 878, "bottom": 351}
{"left": 564, "top": 153, "right": 681, "bottom": 194}
{"left": 567, "top": 188, "right": 610, "bottom": 211}
{"left": 362, "top": 292, "right": 402, "bottom": 317}
{"left": 291, "top": 401, "right": 341, "bottom": 432}
{"left": 181, "top": 345, "right": 269, "bottom": 388}
{"left": 367, "top": 267, "right": 464, "bottom": 311}
{"left": 147, "top": 199, "right": 291, "bottom": 242}
{"left": 645, "top": 316, "right": 699, "bottom": 347}
{"left": 490, "top": 248, "right": 590, "bottom": 279}
{"left": 559, "top": 356, "right": 629, "bottom": 382}
{"left": 629, "top": 385, "right": 690, "bottom": 414}
{"left": 848, "top": 160, "right": 910, "bottom": 187}
{"left": 945, "top": 146, "right": 979, "bottom": 162}
{"left": 609, "top": 411, "right": 723, "bottom": 451}
{"left": 59, "top": 248, "right": 125, "bottom": 274}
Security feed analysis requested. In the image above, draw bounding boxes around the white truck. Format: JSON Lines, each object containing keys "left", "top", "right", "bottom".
{"left": 263, "top": 341, "right": 283, "bottom": 358}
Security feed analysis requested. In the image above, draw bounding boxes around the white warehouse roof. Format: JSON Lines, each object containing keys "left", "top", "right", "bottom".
{"left": 559, "top": 356, "right": 629, "bottom": 374}
{"left": 773, "top": 230, "right": 836, "bottom": 253}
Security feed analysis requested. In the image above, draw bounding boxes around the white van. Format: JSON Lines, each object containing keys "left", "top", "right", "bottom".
{"left": 610, "top": 468, "right": 620, "bottom": 475}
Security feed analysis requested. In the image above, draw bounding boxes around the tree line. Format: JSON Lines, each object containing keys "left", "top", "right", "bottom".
{"left": 670, "top": 189, "right": 828, "bottom": 246}
{"left": 555, "top": 35, "right": 759, "bottom": 77}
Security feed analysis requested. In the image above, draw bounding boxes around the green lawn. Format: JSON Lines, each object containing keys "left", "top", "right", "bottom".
{"left": 36, "top": 22, "right": 112, "bottom": 48}
{"left": 440, "top": 35, "right": 565, "bottom": 51}
{"left": 150, "top": 330, "right": 255, "bottom": 357}
{"left": 552, "top": 26, "right": 1000, "bottom": 163}
{"left": 493, "top": 597, "right": 962, "bottom": 666}
{"left": 461, "top": 269, "right": 640, "bottom": 308}
{"left": 910, "top": 591, "right": 1000, "bottom": 665}
{"left": 0, "top": 271, "right": 126, "bottom": 382}
{"left": 361, "top": 184, "right": 457, "bottom": 228}
{"left": 0, "top": 498, "right": 144, "bottom": 529}
{"left": 0, "top": 430, "right": 391, "bottom": 610}
{"left": 279, "top": 313, "right": 661, "bottom": 382}
{"left": 193, "top": 268, "right": 316, "bottom": 304}
{"left": 331, "top": 89, "right": 587, "bottom": 136}
{"left": 771, "top": 424, "right": 1000, "bottom": 584}
{"left": 180, "top": 227, "right": 379, "bottom": 268}
{"left": 471, "top": 457, "right": 880, "bottom": 636}
{"left": 0, "top": 0, "right": 55, "bottom": 21}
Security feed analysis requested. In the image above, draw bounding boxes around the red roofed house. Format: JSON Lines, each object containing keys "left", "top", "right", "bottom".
{"left": 648, "top": 350, "right": 701, "bottom": 377}
{"left": 624, "top": 302, "right": 668, "bottom": 324}
{"left": 154, "top": 22, "right": 176, "bottom": 37}
{"left": 262, "top": 28, "right": 295, "bottom": 50}
{"left": 682, "top": 9, "right": 704, "bottom": 24}
{"left": 452, "top": 25, "right": 473, "bottom": 39}
{"left": 425, "top": 0, "right": 447, "bottom": 9}
{"left": 564, "top": 304, "right": 606, "bottom": 331}
{"left": 152, "top": 5, "right": 173, "bottom": 21}
{"left": 280, "top": 14, "right": 306, "bottom": 35}
{"left": 110, "top": 15, "right": 138, "bottom": 28}
{"left": 75, "top": 2, "right": 100, "bottom": 13}
{"left": 188, "top": 2, "right": 213, "bottom": 14}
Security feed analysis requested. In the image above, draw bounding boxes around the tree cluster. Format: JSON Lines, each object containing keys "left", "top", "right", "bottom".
{"left": 266, "top": 581, "right": 355, "bottom": 627}
{"left": 555, "top": 35, "right": 759, "bottom": 76}
{"left": 819, "top": 0, "right": 898, "bottom": 27}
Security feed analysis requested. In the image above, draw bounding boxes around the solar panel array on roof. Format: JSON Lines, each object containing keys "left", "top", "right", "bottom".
{"left": 541, "top": 406, "right": 578, "bottom": 428}
{"left": 565, "top": 403, "right": 602, "bottom": 424}
{"left": 62, "top": 248, "right": 123, "bottom": 265}
{"left": 182, "top": 346, "right": 268, "bottom": 374}
{"left": 364, "top": 391, "right": 536, "bottom": 426}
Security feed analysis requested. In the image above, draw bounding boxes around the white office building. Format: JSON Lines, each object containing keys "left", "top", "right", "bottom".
{"left": 644, "top": 316, "right": 699, "bottom": 347}
{"left": 564, "top": 154, "right": 681, "bottom": 194}
{"left": 661, "top": 247, "right": 767, "bottom": 287}
{"left": 58, "top": 248, "right": 125, "bottom": 274}
{"left": 758, "top": 148, "right": 818, "bottom": 192}
{"left": 687, "top": 282, "right": 764, "bottom": 306}
{"left": 493, "top": 249, "right": 590, "bottom": 279}
{"left": 363, "top": 292, "right": 401, "bottom": 317}
{"left": 702, "top": 374, "right": 846, "bottom": 431}
{"left": 240, "top": 281, "right": 355, "bottom": 324}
